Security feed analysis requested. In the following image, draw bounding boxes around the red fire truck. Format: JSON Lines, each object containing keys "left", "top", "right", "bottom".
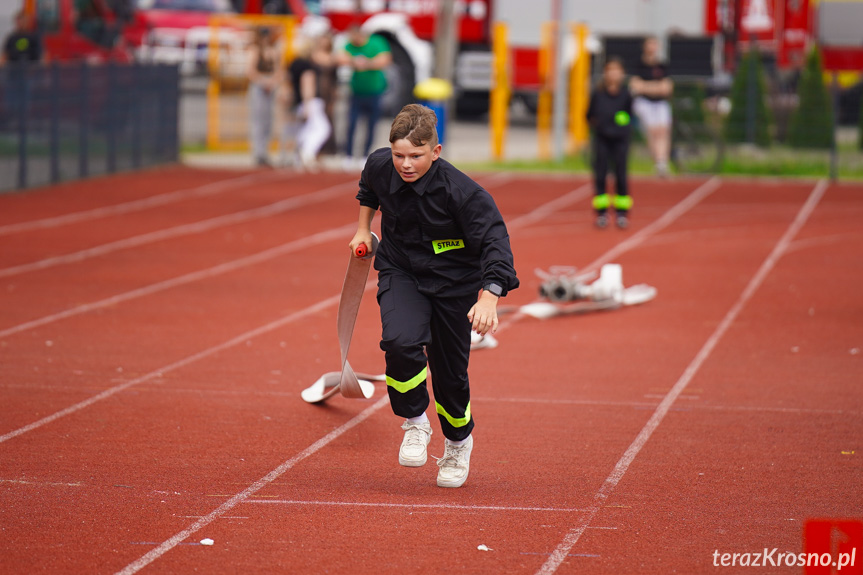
{"left": 21, "top": 0, "right": 145, "bottom": 62}
{"left": 21, "top": 0, "right": 236, "bottom": 68}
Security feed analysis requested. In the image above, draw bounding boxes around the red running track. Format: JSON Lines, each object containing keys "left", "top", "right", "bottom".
{"left": 0, "top": 165, "right": 860, "bottom": 574}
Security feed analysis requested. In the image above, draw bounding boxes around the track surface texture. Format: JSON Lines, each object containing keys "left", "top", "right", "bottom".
{"left": 1, "top": 165, "right": 860, "bottom": 574}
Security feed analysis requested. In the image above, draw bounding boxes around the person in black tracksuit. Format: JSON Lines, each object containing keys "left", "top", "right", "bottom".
{"left": 587, "top": 56, "right": 634, "bottom": 229}
{"left": 350, "top": 104, "right": 518, "bottom": 488}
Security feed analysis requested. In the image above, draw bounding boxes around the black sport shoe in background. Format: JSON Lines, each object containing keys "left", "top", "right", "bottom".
{"left": 616, "top": 214, "right": 629, "bottom": 229}
{"left": 595, "top": 214, "right": 609, "bottom": 229}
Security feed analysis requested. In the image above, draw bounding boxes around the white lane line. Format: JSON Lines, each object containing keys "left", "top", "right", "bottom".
{"left": 0, "top": 176, "right": 576, "bottom": 440}
{"left": 0, "top": 170, "right": 292, "bottom": 237}
{"left": 581, "top": 176, "right": 720, "bottom": 274}
{"left": 0, "top": 478, "right": 83, "bottom": 487}
{"left": 535, "top": 179, "right": 828, "bottom": 575}
{"left": 114, "top": 395, "right": 390, "bottom": 575}
{"left": 506, "top": 183, "right": 593, "bottom": 229}
{"left": 244, "top": 499, "right": 586, "bottom": 513}
{"left": 498, "top": 176, "right": 720, "bottom": 333}
{"left": 478, "top": 396, "right": 854, "bottom": 416}
{"left": 0, "top": 223, "right": 356, "bottom": 339}
{"left": 0, "top": 293, "right": 343, "bottom": 444}
{"left": 0, "top": 180, "right": 356, "bottom": 279}
{"left": 107, "top": 180, "right": 596, "bottom": 573}
{"left": 5, "top": 382, "right": 852, "bottom": 418}
{"left": 0, "top": 172, "right": 529, "bottom": 338}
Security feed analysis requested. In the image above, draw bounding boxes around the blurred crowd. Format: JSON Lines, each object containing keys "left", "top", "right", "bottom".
{"left": 247, "top": 21, "right": 392, "bottom": 171}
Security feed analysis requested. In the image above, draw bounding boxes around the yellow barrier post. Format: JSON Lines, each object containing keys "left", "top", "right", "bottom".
{"left": 490, "top": 21, "right": 509, "bottom": 162}
{"left": 537, "top": 22, "right": 554, "bottom": 161}
{"left": 206, "top": 15, "right": 295, "bottom": 151}
{"left": 568, "top": 23, "right": 590, "bottom": 153}
{"left": 206, "top": 16, "right": 222, "bottom": 150}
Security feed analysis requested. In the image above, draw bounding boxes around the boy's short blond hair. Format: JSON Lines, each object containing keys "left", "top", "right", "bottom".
{"left": 389, "top": 104, "right": 439, "bottom": 149}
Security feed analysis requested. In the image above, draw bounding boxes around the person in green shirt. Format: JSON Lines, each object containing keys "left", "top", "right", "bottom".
{"left": 339, "top": 23, "right": 392, "bottom": 163}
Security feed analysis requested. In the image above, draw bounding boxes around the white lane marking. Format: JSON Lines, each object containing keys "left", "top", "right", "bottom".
{"left": 506, "top": 183, "right": 593, "bottom": 229}
{"left": 581, "top": 176, "right": 721, "bottom": 274}
{"left": 478, "top": 396, "right": 853, "bottom": 416}
{"left": 4, "top": 382, "right": 852, "bottom": 417}
{"left": 535, "top": 179, "right": 828, "bottom": 575}
{"left": 0, "top": 172, "right": 512, "bottom": 335}
{"left": 0, "top": 294, "right": 343, "bottom": 444}
{"left": 0, "top": 180, "right": 356, "bottom": 278}
{"left": 0, "top": 478, "right": 83, "bottom": 487}
{"left": 0, "top": 223, "right": 355, "bottom": 339}
{"left": 0, "top": 174, "right": 582, "bottom": 340}
{"left": 0, "top": 177, "right": 592, "bottom": 452}
{"left": 244, "top": 499, "right": 586, "bottom": 513}
{"left": 114, "top": 396, "right": 390, "bottom": 575}
{"left": 0, "top": 170, "right": 292, "bottom": 236}
{"left": 498, "top": 177, "right": 720, "bottom": 333}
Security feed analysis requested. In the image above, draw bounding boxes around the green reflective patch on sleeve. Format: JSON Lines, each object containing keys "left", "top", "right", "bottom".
{"left": 432, "top": 239, "right": 465, "bottom": 254}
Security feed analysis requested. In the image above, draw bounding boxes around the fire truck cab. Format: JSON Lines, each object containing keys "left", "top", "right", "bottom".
{"left": 22, "top": 0, "right": 146, "bottom": 62}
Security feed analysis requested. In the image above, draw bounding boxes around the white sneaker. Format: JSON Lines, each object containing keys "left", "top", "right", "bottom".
{"left": 399, "top": 420, "right": 432, "bottom": 467}
{"left": 436, "top": 435, "right": 473, "bottom": 488}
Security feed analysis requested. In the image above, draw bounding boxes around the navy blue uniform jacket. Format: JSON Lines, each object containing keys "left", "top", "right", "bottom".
{"left": 586, "top": 85, "right": 634, "bottom": 140}
{"left": 356, "top": 147, "right": 519, "bottom": 298}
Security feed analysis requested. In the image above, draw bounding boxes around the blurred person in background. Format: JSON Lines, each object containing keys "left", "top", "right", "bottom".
{"left": 2, "top": 10, "right": 42, "bottom": 127}
{"left": 281, "top": 36, "right": 331, "bottom": 169}
{"left": 630, "top": 36, "right": 674, "bottom": 177}
{"left": 311, "top": 31, "right": 338, "bottom": 156}
{"left": 587, "top": 57, "right": 634, "bottom": 230}
{"left": 248, "top": 26, "right": 280, "bottom": 167}
{"left": 2, "top": 10, "right": 42, "bottom": 65}
{"left": 339, "top": 23, "right": 391, "bottom": 168}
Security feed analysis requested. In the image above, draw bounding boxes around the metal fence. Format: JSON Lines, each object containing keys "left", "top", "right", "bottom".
{"left": 0, "top": 62, "right": 180, "bottom": 193}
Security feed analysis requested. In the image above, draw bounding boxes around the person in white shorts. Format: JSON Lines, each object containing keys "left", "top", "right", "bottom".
{"left": 630, "top": 36, "right": 674, "bottom": 176}
{"left": 281, "top": 37, "right": 332, "bottom": 169}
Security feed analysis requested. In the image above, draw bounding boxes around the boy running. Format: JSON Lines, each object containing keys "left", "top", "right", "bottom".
{"left": 350, "top": 104, "right": 519, "bottom": 488}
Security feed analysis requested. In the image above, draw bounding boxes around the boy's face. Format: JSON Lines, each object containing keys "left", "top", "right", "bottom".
{"left": 391, "top": 139, "right": 441, "bottom": 182}
{"left": 604, "top": 63, "right": 624, "bottom": 87}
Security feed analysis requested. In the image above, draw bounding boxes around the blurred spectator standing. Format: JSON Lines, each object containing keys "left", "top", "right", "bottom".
{"left": 339, "top": 23, "right": 391, "bottom": 165}
{"left": 281, "top": 36, "right": 331, "bottom": 169}
{"left": 310, "top": 31, "right": 338, "bottom": 155}
{"left": 2, "top": 10, "right": 42, "bottom": 127}
{"left": 247, "top": 26, "right": 280, "bottom": 167}
{"left": 630, "top": 36, "right": 674, "bottom": 176}
{"left": 2, "top": 10, "right": 41, "bottom": 64}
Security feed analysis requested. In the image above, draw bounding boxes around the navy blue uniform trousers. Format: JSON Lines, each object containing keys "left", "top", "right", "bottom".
{"left": 593, "top": 134, "right": 630, "bottom": 212}
{"left": 377, "top": 269, "right": 475, "bottom": 441}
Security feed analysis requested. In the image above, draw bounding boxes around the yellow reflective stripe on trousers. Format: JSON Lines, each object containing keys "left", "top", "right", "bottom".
{"left": 435, "top": 401, "right": 471, "bottom": 428}
{"left": 613, "top": 194, "right": 633, "bottom": 210}
{"left": 386, "top": 367, "right": 428, "bottom": 394}
{"left": 592, "top": 194, "right": 610, "bottom": 210}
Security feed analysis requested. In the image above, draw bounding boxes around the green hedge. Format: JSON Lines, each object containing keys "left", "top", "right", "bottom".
{"left": 788, "top": 48, "right": 834, "bottom": 149}
{"left": 859, "top": 94, "right": 863, "bottom": 150}
{"left": 724, "top": 50, "right": 772, "bottom": 147}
